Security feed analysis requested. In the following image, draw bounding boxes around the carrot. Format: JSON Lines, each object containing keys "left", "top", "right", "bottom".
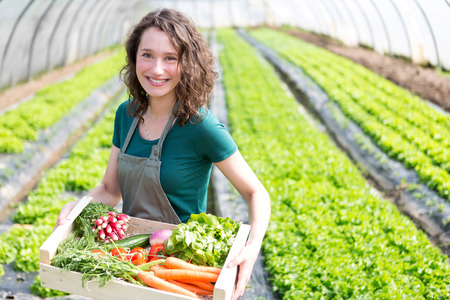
{"left": 137, "top": 271, "right": 200, "bottom": 299}
{"left": 150, "top": 265, "right": 168, "bottom": 272}
{"left": 153, "top": 268, "right": 219, "bottom": 283}
{"left": 165, "top": 257, "right": 222, "bottom": 275}
{"left": 168, "top": 280, "right": 214, "bottom": 296}
{"left": 177, "top": 278, "right": 215, "bottom": 292}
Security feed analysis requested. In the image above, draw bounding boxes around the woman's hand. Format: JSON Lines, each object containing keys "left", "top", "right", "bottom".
{"left": 53, "top": 146, "right": 121, "bottom": 232}
{"left": 228, "top": 243, "right": 260, "bottom": 300}
{"left": 53, "top": 199, "right": 80, "bottom": 231}
{"left": 215, "top": 150, "right": 271, "bottom": 299}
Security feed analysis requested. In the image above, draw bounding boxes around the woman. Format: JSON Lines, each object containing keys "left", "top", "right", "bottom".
{"left": 55, "top": 8, "right": 270, "bottom": 299}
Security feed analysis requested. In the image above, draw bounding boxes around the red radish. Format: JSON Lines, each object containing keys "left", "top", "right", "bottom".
{"left": 107, "top": 231, "right": 119, "bottom": 241}
{"left": 117, "top": 214, "right": 130, "bottom": 221}
{"left": 110, "top": 222, "right": 122, "bottom": 229}
{"left": 91, "top": 211, "right": 131, "bottom": 242}
{"left": 98, "top": 229, "right": 106, "bottom": 240}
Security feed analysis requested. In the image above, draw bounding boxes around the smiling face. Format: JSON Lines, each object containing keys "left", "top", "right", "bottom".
{"left": 136, "top": 27, "right": 181, "bottom": 103}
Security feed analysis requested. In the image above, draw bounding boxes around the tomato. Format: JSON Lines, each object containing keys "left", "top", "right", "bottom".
{"left": 132, "top": 258, "right": 148, "bottom": 266}
{"left": 129, "top": 247, "right": 148, "bottom": 264}
{"left": 149, "top": 256, "right": 161, "bottom": 262}
{"left": 91, "top": 249, "right": 106, "bottom": 257}
{"left": 109, "top": 247, "right": 129, "bottom": 261}
{"left": 148, "top": 244, "right": 165, "bottom": 260}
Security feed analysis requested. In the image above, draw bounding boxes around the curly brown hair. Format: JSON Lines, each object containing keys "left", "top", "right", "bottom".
{"left": 120, "top": 8, "right": 217, "bottom": 125}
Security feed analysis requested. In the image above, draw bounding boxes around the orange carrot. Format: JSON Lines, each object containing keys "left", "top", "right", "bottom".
{"left": 177, "top": 278, "right": 215, "bottom": 292}
{"left": 165, "top": 257, "right": 222, "bottom": 275}
{"left": 168, "top": 280, "right": 213, "bottom": 296}
{"left": 137, "top": 271, "right": 200, "bottom": 299}
{"left": 153, "top": 268, "right": 219, "bottom": 283}
{"left": 150, "top": 265, "right": 168, "bottom": 272}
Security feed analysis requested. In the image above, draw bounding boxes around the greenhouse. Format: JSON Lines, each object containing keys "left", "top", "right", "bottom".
{"left": 0, "top": 0, "right": 450, "bottom": 299}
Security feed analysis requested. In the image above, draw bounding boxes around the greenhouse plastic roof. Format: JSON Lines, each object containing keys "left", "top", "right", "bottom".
{"left": 268, "top": 0, "right": 450, "bottom": 70}
{"left": 0, "top": 0, "right": 449, "bottom": 91}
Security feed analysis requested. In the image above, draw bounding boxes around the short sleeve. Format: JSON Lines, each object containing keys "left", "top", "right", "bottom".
{"left": 112, "top": 100, "right": 130, "bottom": 148}
{"left": 195, "top": 110, "right": 238, "bottom": 163}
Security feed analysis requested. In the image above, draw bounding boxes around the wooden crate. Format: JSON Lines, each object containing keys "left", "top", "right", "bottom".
{"left": 39, "top": 196, "right": 251, "bottom": 300}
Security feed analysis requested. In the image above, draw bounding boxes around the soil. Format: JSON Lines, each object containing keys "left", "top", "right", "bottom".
{"left": 283, "top": 29, "right": 450, "bottom": 113}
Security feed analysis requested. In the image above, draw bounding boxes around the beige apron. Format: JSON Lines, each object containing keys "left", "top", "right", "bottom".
{"left": 117, "top": 108, "right": 181, "bottom": 224}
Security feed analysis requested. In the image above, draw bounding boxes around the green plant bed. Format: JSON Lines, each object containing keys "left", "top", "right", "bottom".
{"left": 0, "top": 47, "right": 125, "bottom": 154}
{"left": 217, "top": 28, "right": 450, "bottom": 299}
{"left": 248, "top": 28, "right": 450, "bottom": 201}
{"left": 238, "top": 28, "right": 450, "bottom": 245}
{"left": 0, "top": 91, "right": 125, "bottom": 296}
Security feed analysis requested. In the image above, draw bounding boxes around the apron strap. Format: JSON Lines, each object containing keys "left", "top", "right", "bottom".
{"left": 121, "top": 117, "right": 139, "bottom": 154}
{"left": 150, "top": 101, "right": 178, "bottom": 161}
{"left": 120, "top": 102, "right": 178, "bottom": 159}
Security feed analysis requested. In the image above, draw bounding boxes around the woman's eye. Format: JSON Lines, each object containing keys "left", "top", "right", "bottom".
{"left": 143, "top": 53, "right": 152, "bottom": 58}
{"left": 166, "top": 56, "right": 177, "bottom": 61}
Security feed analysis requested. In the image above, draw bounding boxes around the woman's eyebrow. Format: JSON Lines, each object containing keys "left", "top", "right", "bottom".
{"left": 139, "top": 48, "right": 177, "bottom": 56}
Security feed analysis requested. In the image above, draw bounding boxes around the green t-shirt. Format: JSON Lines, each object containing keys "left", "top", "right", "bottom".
{"left": 112, "top": 100, "right": 238, "bottom": 222}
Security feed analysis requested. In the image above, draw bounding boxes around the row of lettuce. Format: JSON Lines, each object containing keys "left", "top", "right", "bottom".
{"left": 248, "top": 28, "right": 450, "bottom": 202}
{"left": 0, "top": 47, "right": 124, "bottom": 153}
{"left": 217, "top": 29, "right": 450, "bottom": 299}
{"left": 0, "top": 87, "right": 123, "bottom": 296}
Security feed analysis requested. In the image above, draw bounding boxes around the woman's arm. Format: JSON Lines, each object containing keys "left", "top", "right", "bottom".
{"left": 86, "top": 145, "right": 122, "bottom": 206}
{"left": 54, "top": 145, "right": 122, "bottom": 229}
{"left": 214, "top": 150, "right": 271, "bottom": 300}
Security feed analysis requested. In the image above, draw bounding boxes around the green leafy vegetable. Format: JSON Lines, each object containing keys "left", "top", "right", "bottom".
{"left": 51, "top": 234, "right": 140, "bottom": 288}
{"left": 165, "top": 213, "right": 240, "bottom": 268}
{"left": 0, "top": 224, "right": 52, "bottom": 272}
{"left": 218, "top": 28, "right": 450, "bottom": 299}
{"left": 0, "top": 48, "right": 124, "bottom": 153}
{"left": 249, "top": 28, "right": 450, "bottom": 200}
{"left": 30, "top": 275, "right": 69, "bottom": 298}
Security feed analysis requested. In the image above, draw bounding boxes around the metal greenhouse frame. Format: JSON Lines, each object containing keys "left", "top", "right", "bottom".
{"left": 0, "top": 0, "right": 449, "bottom": 91}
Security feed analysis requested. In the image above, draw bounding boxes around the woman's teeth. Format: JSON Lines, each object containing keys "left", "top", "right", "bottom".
{"left": 149, "top": 78, "right": 167, "bottom": 83}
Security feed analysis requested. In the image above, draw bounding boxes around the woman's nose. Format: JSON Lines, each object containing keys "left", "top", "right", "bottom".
{"left": 151, "top": 59, "right": 164, "bottom": 75}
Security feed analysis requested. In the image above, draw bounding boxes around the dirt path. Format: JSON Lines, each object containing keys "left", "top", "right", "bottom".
{"left": 284, "top": 29, "right": 450, "bottom": 113}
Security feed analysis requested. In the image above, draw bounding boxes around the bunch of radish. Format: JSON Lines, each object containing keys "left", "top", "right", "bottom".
{"left": 92, "top": 211, "right": 131, "bottom": 242}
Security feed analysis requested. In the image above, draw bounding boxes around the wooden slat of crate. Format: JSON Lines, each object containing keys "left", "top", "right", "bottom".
{"left": 39, "top": 195, "right": 251, "bottom": 300}
{"left": 39, "top": 196, "right": 94, "bottom": 265}
{"left": 213, "top": 223, "right": 251, "bottom": 299}
{"left": 39, "top": 264, "right": 195, "bottom": 300}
